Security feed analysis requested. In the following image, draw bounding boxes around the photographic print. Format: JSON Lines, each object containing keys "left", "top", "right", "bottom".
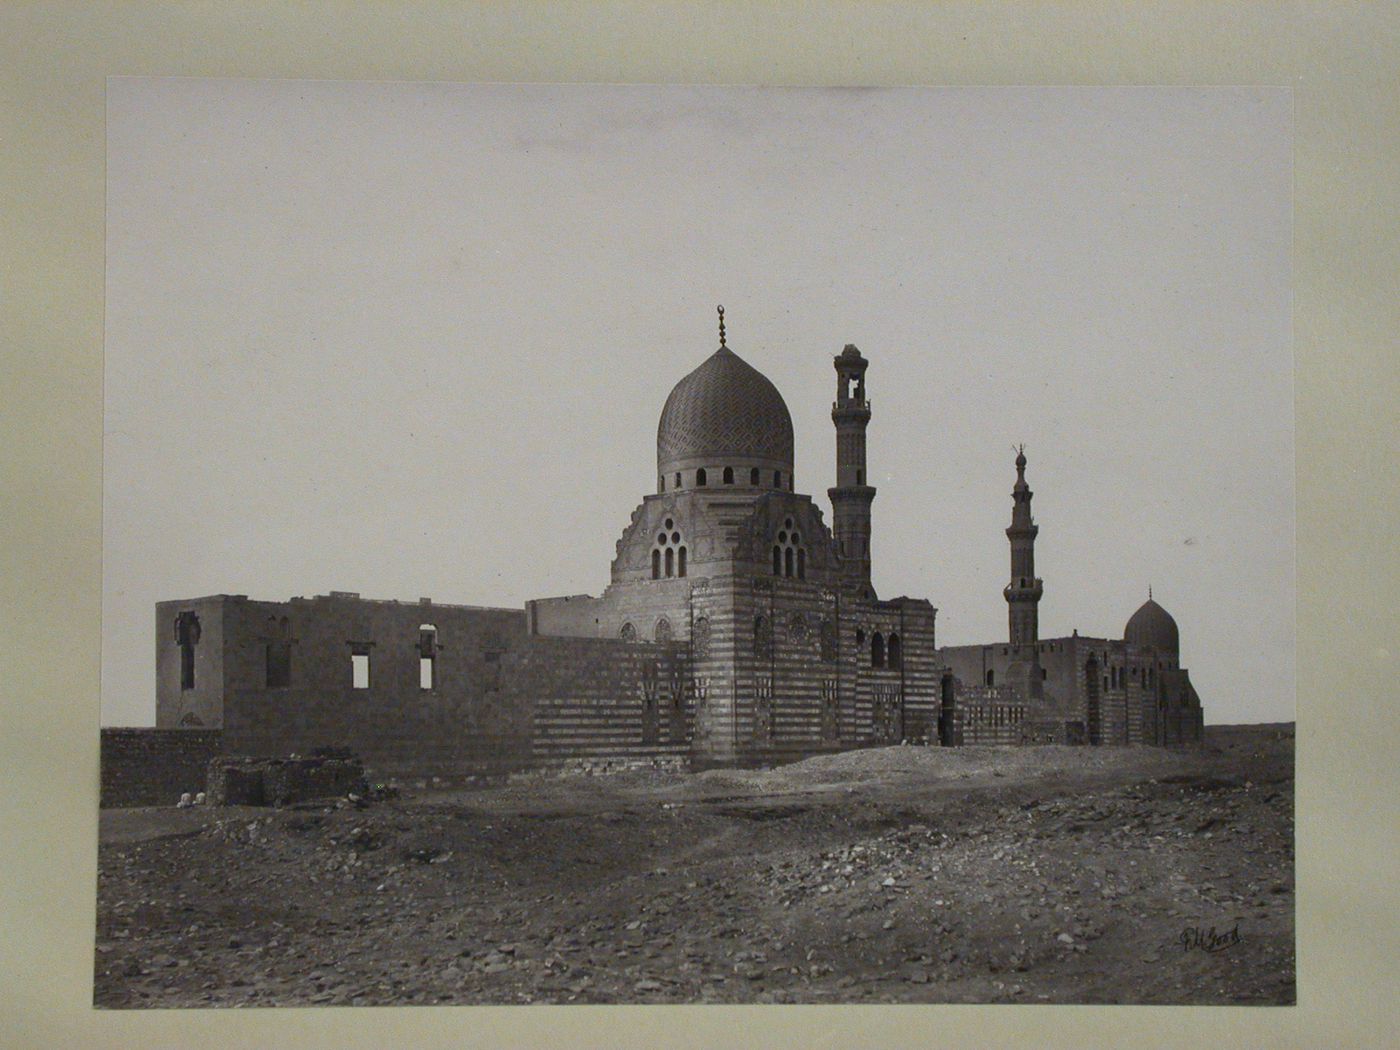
{"left": 97, "top": 80, "right": 1294, "bottom": 1007}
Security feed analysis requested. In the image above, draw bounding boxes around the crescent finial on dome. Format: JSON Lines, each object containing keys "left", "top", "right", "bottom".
{"left": 717, "top": 305, "right": 726, "bottom": 348}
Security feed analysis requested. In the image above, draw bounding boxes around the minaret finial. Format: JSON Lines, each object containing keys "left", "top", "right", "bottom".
{"left": 1149, "top": 584, "right": 1153, "bottom": 601}
{"left": 717, "top": 305, "right": 726, "bottom": 348}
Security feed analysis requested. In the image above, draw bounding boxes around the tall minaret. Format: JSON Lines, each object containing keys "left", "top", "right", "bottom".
{"left": 1003, "top": 446, "right": 1044, "bottom": 646}
{"left": 829, "top": 345, "right": 875, "bottom": 587}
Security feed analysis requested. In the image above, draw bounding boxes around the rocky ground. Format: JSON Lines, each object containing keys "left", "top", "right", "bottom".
{"left": 94, "top": 724, "right": 1294, "bottom": 1007}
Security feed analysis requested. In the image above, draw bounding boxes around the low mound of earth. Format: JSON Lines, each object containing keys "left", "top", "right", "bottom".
{"left": 94, "top": 724, "right": 1294, "bottom": 1007}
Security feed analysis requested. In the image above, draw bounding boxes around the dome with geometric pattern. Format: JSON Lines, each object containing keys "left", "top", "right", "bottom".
{"left": 1124, "top": 597, "right": 1179, "bottom": 653}
{"left": 656, "top": 345, "right": 794, "bottom": 477}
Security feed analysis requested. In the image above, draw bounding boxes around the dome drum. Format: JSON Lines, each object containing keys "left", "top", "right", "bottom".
{"left": 659, "top": 454, "right": 794, "bottom": 494}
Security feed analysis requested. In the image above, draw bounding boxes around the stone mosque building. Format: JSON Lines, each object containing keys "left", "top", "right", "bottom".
{"left": 154, "top": 311, "right": 1203, "bottom": 777}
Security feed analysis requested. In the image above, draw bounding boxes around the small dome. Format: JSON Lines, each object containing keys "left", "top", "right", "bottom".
{"left": 657, "top": 346, "right": 794, "bottom": 475}
{"left": 1124, "top": 598, "right": 1179, "bottom": 652}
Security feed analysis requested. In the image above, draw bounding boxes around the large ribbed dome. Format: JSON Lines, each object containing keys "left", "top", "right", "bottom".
{"left": 656, "top": 346, "right": 794, "bottom": 474}
{"left": 1124, "top": 598, "right": 1179, "bottom": 652}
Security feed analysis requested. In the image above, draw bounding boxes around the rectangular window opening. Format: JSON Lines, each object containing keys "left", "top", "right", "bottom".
{"left": 266, "top": 644, "right": 291, "bottom": 688}
{"left": 351, "top": 652, "right": 371, "bottom": 689}
{"left": 420, "top": 655, "right": 435, "bottom": 691}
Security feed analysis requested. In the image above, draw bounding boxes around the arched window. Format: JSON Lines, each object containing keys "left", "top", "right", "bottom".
{"left": 175, "top": 610, "right": 201, "bottom": 690}
{"left": 652, "top": 549, "right": 661, "bottom": 579}
{"left": 788, "top": 474, "right": 795, "bottom": 492}
{"left": 697, "top": 468, "right": 707, "bottom": 487}
{"left": 665, "top": 547, "right": 675, "bottom": 577}
{"left": 856, "top": 628, "right": 865, "bottom": 647}
{"left": 674, "top": 472, "right": 681, "bottom": 489}
{"left": 655, "top": 617, "right": 673, "bottom": 643}
{"left": 772, "top": 545, "right": 782, "bottom": 576}
{"left": 723, "top": 466, "right": 734, "bottom": 485}
{"left": 872, "top": 632, "right": 886, "bottom": 668}
{"left": 750, "top": 467, "right": 760, "bottom": 485}
{"left": 677, "top": 546, "right": 687, "bottom": 577}
{"left": 692, "top": 615, "right": 711, "bottom": 658}
{"left": 773, "top": 470, "right": 781, "bottom": 487}
{"left": 887, "top": 632, "right": 901, "bottom": 670}
{"left": 797, "top": 549, "right": 806, "bottom": 579}
{"left": 620, "top": 622, "right": 637, "bottom": 642}
{"left": 784, "top": 547, "right": 794, "bottom": 577}
{"left": 986, "top": 668, "right": 995, "bottom": 687}
{"left": 659, "top": 475, "right": 665, "bottom": 492}
{"left": 856, "top": 469, "right": 864, "bottom": 485}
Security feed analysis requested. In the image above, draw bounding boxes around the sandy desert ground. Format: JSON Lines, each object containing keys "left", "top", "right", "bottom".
{"left": 94, "top": 723, "right": 1294, "bottom": 1007}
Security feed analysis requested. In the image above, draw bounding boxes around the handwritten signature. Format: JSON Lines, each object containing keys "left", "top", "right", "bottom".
{"left": 1179, "top": 923, "right": 1242, "bottom": 953}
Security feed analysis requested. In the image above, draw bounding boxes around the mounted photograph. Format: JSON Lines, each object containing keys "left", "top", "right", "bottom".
{"left": 97, "top": 80, "right": 1294, "bottom": 1007}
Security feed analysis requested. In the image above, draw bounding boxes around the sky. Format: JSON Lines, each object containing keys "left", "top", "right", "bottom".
{"left": 103, "top": 80, "right": 1293, "bottom": 726}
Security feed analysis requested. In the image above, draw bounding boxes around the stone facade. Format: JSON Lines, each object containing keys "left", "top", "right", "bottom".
{"left": 150, "top": 314, "right": 1203, "bottom": 780}
{"left": 100, "top": 728, "right": 224, "bottom": 807}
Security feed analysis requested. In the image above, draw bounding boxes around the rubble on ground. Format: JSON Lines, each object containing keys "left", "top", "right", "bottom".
{"left": 95, "top": 727, "right": 1294, "bottom": 1007}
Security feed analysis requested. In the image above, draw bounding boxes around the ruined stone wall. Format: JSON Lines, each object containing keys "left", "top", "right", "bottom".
{"left": 588, "top": 578, "right": 703, "bottom": 645}
{"left": 876, "top": 598, "right": 940, "bottom": 745}
{"left": 1159, "top": 668, "right": 1205, "bottom": 746}
{"left": 219, "top": 596, "right": 531, "bottom": 777}
{"left": 949, "top": 686, "right": 1028, "bottom": 746}
{"left": 943, "top": 633, "right": 1197, "bottom": 749}
{"left": 1032, "top": 637, "right": 1081, "bottom": 708}
{"left": 200, "top": 591, "right": 702, "bottom": 778}
{"left": 1098, "top": 687, "right": 1131, "bottom": 745}
{"left": 527, "top": 594, "right": 607, "bottom": 637}
{"left": 156, "top": 596, "right": 230, "bottom": 728}
{"left": 723, "top": 578, "right": 940, "bottom": 765}
{"left": 511, "top": 636, "right": 693, "bottom": 769}
{"left": 206, "top": 754, "right": 366, "bottom": 806}
{"left": 731, "top": 575, "right": 842, "bottom": 761}
{"left": 939, "top": 642, "right": 1028, "bottom": 695}
{"left": 100, "top": 728, "right": 224, "bottom": 807}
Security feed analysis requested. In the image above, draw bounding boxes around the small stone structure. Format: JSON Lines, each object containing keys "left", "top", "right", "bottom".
{"left": 205, "top": 751, "right": 366, "bottom": 807}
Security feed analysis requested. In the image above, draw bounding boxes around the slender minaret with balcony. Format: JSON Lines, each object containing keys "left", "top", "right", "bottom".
{"left": 829, "top": 345, "right": 876, "bottom": 588}
{"left": 1003, "top": 446, "right": 1044, "bottom": 646}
